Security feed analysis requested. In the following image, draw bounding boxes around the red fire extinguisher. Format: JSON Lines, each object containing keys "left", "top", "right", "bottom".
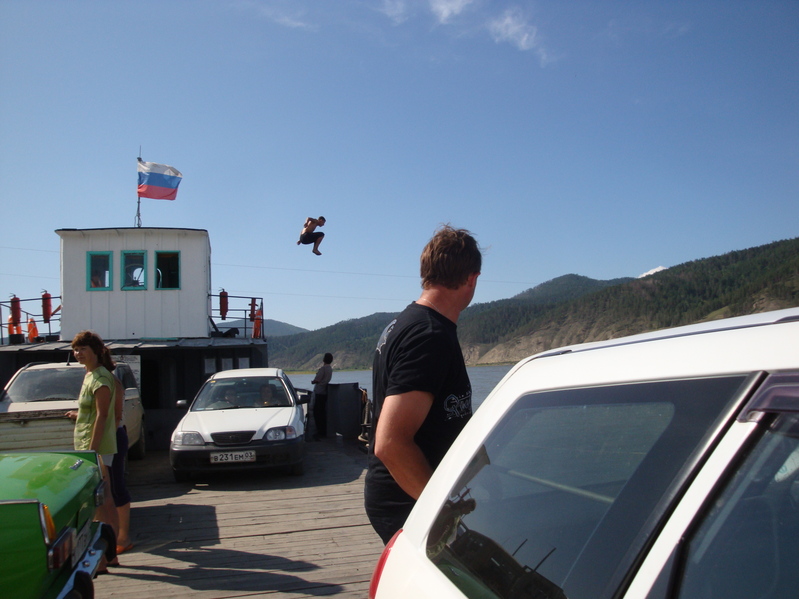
{"left": 219, "top": 289, "right": 228, "bottom": 321}
{"left": 249, "top": 298, "right": 257, "bottom": 322}
{"left": 10, "top": 295, "right": 21, "bottom": 327}
{"left": 42, "top": 291, "right": 52, "bottom": 324}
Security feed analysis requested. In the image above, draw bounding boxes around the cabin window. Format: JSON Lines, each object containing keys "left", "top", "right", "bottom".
{"left": 87, "top": 252, "right": 112, "bottom": 290}
{"left": 155, "top": 251, "right": 180, "bottom": 289}
{"left": 204, "top": 358, "right": 217, "bottom": 374}
{"left": 122, "top": 251, "right": 147, "bottom": 290}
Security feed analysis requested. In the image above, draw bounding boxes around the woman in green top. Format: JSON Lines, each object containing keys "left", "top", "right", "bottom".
{"left": 66, "top": 330, "right": 120, "bottom": 567}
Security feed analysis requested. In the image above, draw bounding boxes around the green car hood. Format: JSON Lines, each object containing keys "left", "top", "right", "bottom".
{"left": 0, "top": 451, "right": 101, "bottom": 529}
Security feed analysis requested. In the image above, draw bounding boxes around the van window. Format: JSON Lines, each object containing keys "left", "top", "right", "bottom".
{"left": 426, "top": 376, "right": 748, "bottom": 599}
{"left": 115, "top": 364, "right": 138, "bottom": 390}
{"left": 675, "top": 411, "right": 799, "bottom": 599}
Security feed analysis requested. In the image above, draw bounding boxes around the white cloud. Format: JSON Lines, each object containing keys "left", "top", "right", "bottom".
{"left": 488, "top": 8, "right": 550, "bottom": 63}
{"left": 269, "top": 12, "right": 315, "bottom": 30}
{"left": 380, "top": 0, "right": 411, "bottom": 25}
{"left": 430, "top": 0, "right": 474, "bottom": 25}
{"left": 235, "top": 1, "right": 316, "bottom": 30}
{"left": 638, "top": 266, "right": 668, "bottom": 278}
{"left": 662, "top": 21, "right": 693, "bottom": 39}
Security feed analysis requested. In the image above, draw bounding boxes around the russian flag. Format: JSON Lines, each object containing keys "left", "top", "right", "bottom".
{"left": 137, "top": 158, "right": 182, "bottom": 201}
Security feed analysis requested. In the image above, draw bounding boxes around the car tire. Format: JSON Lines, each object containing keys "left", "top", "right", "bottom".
{"left": 128, "top": 421, "right": 146, "bottom": 461}
{"left": 65, "top": 572, "right": 93, "bottom": 598}
{"left": 173, "top": 469, "right": 190, "bottom": 483}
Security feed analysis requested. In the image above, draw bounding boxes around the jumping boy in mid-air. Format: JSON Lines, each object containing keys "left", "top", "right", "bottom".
{"left": 297, "top": 216, "right": 326, "bottom": 255}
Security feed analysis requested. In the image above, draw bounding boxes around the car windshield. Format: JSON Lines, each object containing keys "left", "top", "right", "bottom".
{"left": 426, "top": 375, "right": 749, "bottom": 599}
{"left": 191, "top": 376, "right": 293, "bottom": 411}
{"left": 1, "top": 367, "right": 85, "bottom": 403}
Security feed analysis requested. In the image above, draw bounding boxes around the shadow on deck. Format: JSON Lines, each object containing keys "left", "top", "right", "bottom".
{"left": 95, "top": 438, "right": 383, "bottom": 598}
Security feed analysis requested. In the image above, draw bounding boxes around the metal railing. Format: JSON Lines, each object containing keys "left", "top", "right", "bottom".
{"left": 209, "top": 293, "right": 265, "bottom": 340}
{"left": 1, "top": 292, "right": 266, "bottom": 344}
{"left": 0, "top": 294, "right": 62, "bottom": 346}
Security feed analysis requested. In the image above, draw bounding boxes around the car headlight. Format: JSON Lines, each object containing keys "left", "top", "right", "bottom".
{"left": 265, "top": 427, "right": 297, "bottom": 441}
{"left": 173, "top": 431, "right": 205, "bottom": 446}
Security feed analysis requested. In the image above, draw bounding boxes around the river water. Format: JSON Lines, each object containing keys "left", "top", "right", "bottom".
{"left": 287, "top": 363, "right": 513, "bottom": 411}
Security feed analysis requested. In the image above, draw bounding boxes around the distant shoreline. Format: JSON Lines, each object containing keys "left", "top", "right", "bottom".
{"left": 286, "top": 362, "right": 514, "bottom": 375}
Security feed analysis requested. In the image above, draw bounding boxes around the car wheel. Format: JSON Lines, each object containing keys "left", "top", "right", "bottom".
{"left": 66, "top": 572, "right": 93, "bottom": 598}
{"left": 128, "top": 421, "right": 146, "bottom": 461}
{"left": 173, "top": 469, "right": 191, "bottom": 483}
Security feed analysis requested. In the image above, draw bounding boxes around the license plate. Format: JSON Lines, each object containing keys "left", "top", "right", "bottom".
{"left": 210, "top": 450, "right": 256, "bottom": 464}
{"left": 73, "top": 520, "right": 91, "bottom": 567}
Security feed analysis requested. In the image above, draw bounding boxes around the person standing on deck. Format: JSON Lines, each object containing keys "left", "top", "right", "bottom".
{"left": 66, "top": 330, "right": 120, "bottom": 571}
{"left": 109, "top": 373, "right": 133, "bottom": 557}
{"left": 311, "top": 352, "right": 334, "bottom": 440}
{"left": 364, "top": 224, "right": 482, "bottom": 543}
{"left": 297, "top": 216, "right": 326, "bottom": 255}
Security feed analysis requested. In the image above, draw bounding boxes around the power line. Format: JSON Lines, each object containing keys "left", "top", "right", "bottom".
{"left": 0, "top": 273, "right": 59, "bottom": 280}
{"left": 0, "top": 246, "right": 59, "bottom": 254}
{"left": 214, "top": 262, "right": 416, "bottom": 279}
{"left": 0, "top": 249, "right": 535, "bottom": 287}
{"left": 214, "top": 262, "right": 534, "bottom": 285}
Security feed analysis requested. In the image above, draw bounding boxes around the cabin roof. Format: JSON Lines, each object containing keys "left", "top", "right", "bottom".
{"left": 0, "top": 337, "right": 266, "bottom": 354}
{"left": 55, "top": 227, "right": 209, "bottom": 234}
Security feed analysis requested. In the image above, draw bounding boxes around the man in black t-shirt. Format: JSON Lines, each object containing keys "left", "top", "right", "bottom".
{"left": 365, "top": 225, "right": 482, "bottom": 543}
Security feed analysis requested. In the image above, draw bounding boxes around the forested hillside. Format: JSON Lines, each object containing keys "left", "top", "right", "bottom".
{"left": 270, "top": 237, "right": 799, "bottom": 370}
{"left": 458, "top": 274, "right": 633, "bottom": 346}
{"left": 268, "top": 313, "right": 397, "bottom": 371}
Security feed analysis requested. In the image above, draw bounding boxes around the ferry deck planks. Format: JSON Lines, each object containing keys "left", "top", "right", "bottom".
{"left": 94, "top": 439, "right": 384, "bottom": 598}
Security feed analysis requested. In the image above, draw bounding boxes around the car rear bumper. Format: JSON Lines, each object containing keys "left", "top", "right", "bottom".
{"left": 55, "top": 522, "right": 112, "bottom": 599}
{"left": 169, "top": 437, "right": 305, "bottom": 473}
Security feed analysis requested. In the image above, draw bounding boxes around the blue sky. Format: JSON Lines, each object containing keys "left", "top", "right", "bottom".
{"left": 1, "top": 1, "right": 797, "bottom": 331}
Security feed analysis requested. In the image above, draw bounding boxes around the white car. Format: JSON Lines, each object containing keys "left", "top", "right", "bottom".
{"left": 0, "top": 361, "right": 146, "bottom": 459}
{"left": 169, "top": 368, "right": 311, "bottom": 482}
{"left": 370, "top": 307, "right": 799, "bottom": 599}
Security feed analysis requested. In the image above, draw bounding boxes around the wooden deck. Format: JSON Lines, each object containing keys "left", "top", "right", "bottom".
{"left": 94, "top": 439, "right": 384, "bottom": 598}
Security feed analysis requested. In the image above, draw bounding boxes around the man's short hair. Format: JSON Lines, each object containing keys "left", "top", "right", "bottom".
{"left": 420, "top": 225, "right": 482, "bottom": 289}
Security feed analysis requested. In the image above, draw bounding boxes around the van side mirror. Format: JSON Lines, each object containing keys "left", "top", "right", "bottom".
{"left": 176, "top": 399, "right": 188, "bottom": 409}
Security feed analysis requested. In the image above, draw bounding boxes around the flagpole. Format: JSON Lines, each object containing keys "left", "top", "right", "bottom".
{"left": 135, "top": 149, "right": 142, "bottom": 227}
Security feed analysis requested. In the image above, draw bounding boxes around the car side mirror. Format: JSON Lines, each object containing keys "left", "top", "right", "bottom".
{"left": 295, "top": 389, "right": 311, "bottom": 405}
{"left": 176, "top": 399, "right": 189, "bottom": 409}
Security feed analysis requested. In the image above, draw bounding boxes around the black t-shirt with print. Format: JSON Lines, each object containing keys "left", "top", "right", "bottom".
{"left": 365, "top": 302, "right": 472, "bottom": 515}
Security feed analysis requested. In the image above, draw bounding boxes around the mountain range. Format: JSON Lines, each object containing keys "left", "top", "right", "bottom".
{"left": 213, "top": 318, "right": 308, "bottom": 338}
{"left": 268, "top": 237, "right": 799, "bottom": 370}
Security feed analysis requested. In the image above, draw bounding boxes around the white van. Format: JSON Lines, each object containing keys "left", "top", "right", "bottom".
{"left": 370, "top": 307, "right": 799, "bottom": 599}
{"left": 0, "top": 361, "right": 146, "bottom": 459}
